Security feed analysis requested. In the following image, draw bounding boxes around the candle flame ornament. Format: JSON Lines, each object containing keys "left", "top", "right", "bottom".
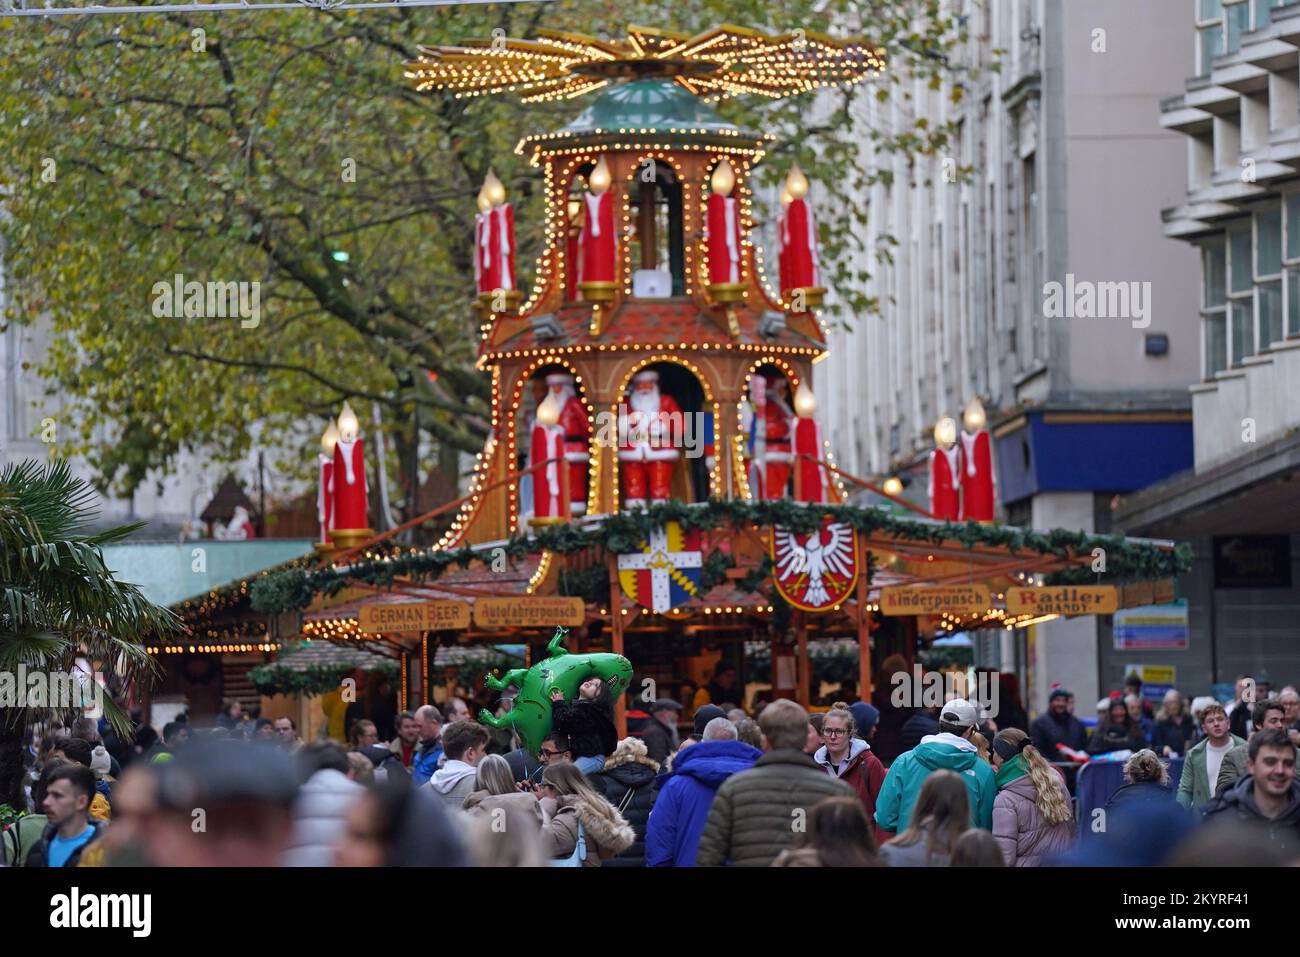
{"left": 330, "top": 401, "right": 373, "bottom": 548}
{"left": 706, "top": 158, "right": 745, "bottom": 302}
{"left": 929, "top": 416, "right": 961, "bottom": 520}
{"left": 579, "top": 156, "right": 617, "bottom": 302}
{"left": 960, "top": 398, "right": 995, "bottom": 522}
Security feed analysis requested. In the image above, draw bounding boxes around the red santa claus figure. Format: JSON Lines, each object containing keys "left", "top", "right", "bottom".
{"left": 759, "top": 373, "right": 795, "bottom": 499}
{"left": 318, "top": 421, "right": 339, "bottom": 545}
{"left": 545, "top": 373, "right": 589, "bottom": 515}
{"left": 578, "top": 156, "right": 617, "bottom": 302}
{"left": 619, "top": 369, "right": 683, "bottom": 509}
{"left": 331, "top": 401, "right": 372, "bottom": 538}
{"left": 959, "top": 397, "right": 995, "bottom": 522}
{"left": 929, "top": 416, "right": 961, "bottom": 521}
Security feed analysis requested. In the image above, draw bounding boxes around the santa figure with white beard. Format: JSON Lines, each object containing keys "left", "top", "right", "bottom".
{"left": 619, "top": 369, "right": 683, "bottom": 509}
{"left": 546, "top": 372, "right": 590, "bottom": 515}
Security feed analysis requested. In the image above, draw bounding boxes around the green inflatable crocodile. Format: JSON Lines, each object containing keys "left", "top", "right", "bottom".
{"left": 478, "top": 626, "right": 633, "bottom": 756}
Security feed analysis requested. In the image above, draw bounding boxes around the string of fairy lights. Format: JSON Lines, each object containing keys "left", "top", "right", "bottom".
{"left": 406, "top": 26, "right": 886, "bottom": 104}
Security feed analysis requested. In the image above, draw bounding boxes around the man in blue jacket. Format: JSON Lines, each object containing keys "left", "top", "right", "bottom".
{"left": 410, "top": 705, "right": 445, "bottom": 787}
{"left": 874, "top": 698, "right": 996, "bottom": 835}
{"left": 644, "top": 716, "right": 761, "bottom": 866}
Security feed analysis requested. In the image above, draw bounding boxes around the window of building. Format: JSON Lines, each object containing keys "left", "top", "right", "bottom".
{"left": 1199, "top": 0, "right": 1283, "bottom": 73}
{"left": 1256, "top": 205, "right": 1283, "bottom": 347}
{"left": 1285, "top": 192, "right": 1300, "bottom": 337}
{"left": 1203, "top": 240, "right": 1229, "bottom": 377}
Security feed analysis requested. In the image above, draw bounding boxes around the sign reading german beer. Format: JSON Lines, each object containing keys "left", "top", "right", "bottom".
{"left": 358, "top": 600, "right": 470, "bottom": 633}
{"left": 880, "top": 585, "right": 990, "bottom": 616}
{"left": 1005, "top": 585, "right": 1118, "bottom": 617}
{"left": 473, "top": 596, "right": 586, "bottom": 629}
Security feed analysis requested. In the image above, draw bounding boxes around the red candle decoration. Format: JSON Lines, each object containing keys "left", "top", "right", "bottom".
{"left": 929, "top": 417, "right": 961, "bottom": 521}
{"left": 706, "top": 158, "right": 742, "bottom": 288}
{"left": 792, "top": 381, "right": 824, "bottom": 503}
{"left": 530, "top": 390, "right": 565, "bottom": 523}
{"left": 579, "top": 156, "right": 616, "bottom": 300}
{"left": 317, "top": 422, "right": 338, "bottom": 545}
{"left": 960, "top": 398, "right": 995, "bottom": 522}
{"left": 331, "top": 401, "right": 370, "bottom": 532}
{"left": 781, "top": 163, "right": 819, "bottom": 295}
{"left": 477, "top": 169, "right": 514, "bottom": 297}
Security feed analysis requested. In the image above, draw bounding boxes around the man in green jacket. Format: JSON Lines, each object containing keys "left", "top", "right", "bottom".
{"left": 1177, "top": 702, "right": 1244, "bottom": 809}
{"left": 696, "top": 699, "right": 854, "bottom": 866}
{"left": 874, "top": 698, "right": 996, "bottom": 834}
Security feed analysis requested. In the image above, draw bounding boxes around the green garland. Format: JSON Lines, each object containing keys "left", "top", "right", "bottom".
{"left": 248, "top": 658, "right": 399, "bottom": 697}
{"left": 248, "top": 498, "right": 1193, "bottom": 615}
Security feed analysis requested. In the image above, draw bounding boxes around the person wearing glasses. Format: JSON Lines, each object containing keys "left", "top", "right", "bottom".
{"left": 535, "top": 762, "right": 635, "bottom": 866}
{"left": 811, "top": 702, "right": 887, "bottom": 834}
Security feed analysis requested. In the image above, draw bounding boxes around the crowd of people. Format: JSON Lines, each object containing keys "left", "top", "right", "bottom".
{"left": 5, "top": 667, "right": 1300, "bottom": 867}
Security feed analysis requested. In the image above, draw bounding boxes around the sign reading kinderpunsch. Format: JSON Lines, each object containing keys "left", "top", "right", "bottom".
{"left": 358, "top": 600, "right": 471, "bottom": 633}
{"left": 880, "top": 585, "right": 990, "bottom": 616}
{"left": 1005, "top": 586, "right": 1118, "bottom": 616}
{"left": 473, "top": 597, "right": 586, "bottom": 628}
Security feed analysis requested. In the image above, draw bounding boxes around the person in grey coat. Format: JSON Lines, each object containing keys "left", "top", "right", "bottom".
{"left": 284, "top": 743, "right": 365, "bottom": 866}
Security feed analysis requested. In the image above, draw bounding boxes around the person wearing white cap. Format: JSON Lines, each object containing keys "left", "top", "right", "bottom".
{"left": 618, "top": 369, "right": 683, "bottom": 509}
{"left": 874, "top": 697, "right": 996, "bottom": 838}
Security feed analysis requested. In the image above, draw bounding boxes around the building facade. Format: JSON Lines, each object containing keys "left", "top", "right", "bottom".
{"left": 818, "top": 0, "right": 1202, "bottom": 712}
{"left": 1115, "top": 0, "right": 1300, "bottom": 695}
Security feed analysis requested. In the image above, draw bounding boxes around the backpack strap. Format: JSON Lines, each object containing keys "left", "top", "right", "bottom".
{"left": 616, "top": 785, "right": 637, "bottom": 815}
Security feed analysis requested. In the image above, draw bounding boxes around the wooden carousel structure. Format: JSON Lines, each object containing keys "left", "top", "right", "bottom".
{"left": 239, "top": 25, "right": 1189, "bottom": 730}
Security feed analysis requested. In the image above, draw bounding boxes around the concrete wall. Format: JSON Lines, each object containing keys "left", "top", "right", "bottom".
{"left": 1058, "top": 0, "right": 1202, "bottom": 394}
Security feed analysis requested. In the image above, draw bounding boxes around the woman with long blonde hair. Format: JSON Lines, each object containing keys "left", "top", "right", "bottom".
{"left": 990, "top": 728, "right": 1076, "bottom": 866}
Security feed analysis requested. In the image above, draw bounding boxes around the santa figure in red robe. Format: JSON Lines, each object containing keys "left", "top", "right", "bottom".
{"left": 619, "top": 370, "right": 682, "bottom": 510}
{"left": 545, "top": 372, "right": 589, "bottom": 515}
{"left": 759, "top": 373, "right": 795, "bottom": 499}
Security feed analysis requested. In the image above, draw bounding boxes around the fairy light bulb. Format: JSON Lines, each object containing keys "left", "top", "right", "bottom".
{"left": 337, "top": 401, "right": 360, "bottom": 442}
{"left": 483, "top": 168, "right": 506, "bottom": 207}
{"left": 711, "top": 158, "right": 735, "bottom": 197}
{"left": 588, "top": 156, "right": 612, "bottom": 195}
{"left": 321, "top": 421, "right": 340, "bottom": 456}
{"left": 785, "top": 162, "right": 809, "bottom": 199}
{"left": 883, "top": 476, "right": 903, "bottom": 497}
{"left": 933, "top": 416, "right": 957, "bottom": 450}
{"left": 794, "top": 381, "right": 816, "bottom": 417}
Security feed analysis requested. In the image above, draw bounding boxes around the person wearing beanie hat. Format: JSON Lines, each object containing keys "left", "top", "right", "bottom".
{"left": 691, "top": 704, "right": 728, "bottom": 741}
{"left": 1029, "top": 686, "right": 1088, "bottom": 761}
{"left": 849, "top": 702, "right": 879, "bottom": 742}
{"left": 874, "top": 698, "right": 997, "bottom": 837}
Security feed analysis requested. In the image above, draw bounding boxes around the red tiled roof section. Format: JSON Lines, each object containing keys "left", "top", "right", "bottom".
{"left": 484, "top": 299, "right": 825, "bottom": 358}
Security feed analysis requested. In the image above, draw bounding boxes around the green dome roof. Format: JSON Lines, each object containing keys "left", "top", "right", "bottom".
{"left": 561, "top": 79, "right": 744, "bottom": 136}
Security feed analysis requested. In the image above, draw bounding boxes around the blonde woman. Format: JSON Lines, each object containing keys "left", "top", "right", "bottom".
{"left": 536, "top": 762, "right": 635, "bottom": 866}
{"left": 990, "top": 728, "right": 1076, "bottom": 866}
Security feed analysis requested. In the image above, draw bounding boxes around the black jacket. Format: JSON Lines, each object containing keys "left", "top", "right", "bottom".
{"left": 1150, "top": 716, "right": 1197, "bottom": 756}
{"left": 1202, "top": 776, "right": 1300, "bottom": 857}
{"left": 592, "top": 760, "right": 659, "bottom": 867}
{"left": 552, "top": 700, "right": 618, "bottom": 760}
{"left": 1086, "top": 720, "right": 1147, "bottom": 755}
{"left": 629, "top": 714, "right": 676, "bottom": 766}
{"left": 898, "top": 711, "right": 939, "bottom": 753}
{"left": 26, "top": 820, "right": 106, "bottom": 868}
{"left": 1030, "top": 711, "right": 1088, "bottom": 759}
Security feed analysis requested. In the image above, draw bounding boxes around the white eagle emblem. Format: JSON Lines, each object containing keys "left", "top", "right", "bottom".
{"left": 771, "top": 520, "right": 859, "bottom": 611}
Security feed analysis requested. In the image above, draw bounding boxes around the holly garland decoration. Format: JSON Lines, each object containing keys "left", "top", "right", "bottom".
{"left": 248, "top": 656, "right": 400, "bottom": 698}
{"left": 248, "top": 498, "right": 1193, "bottom": 615}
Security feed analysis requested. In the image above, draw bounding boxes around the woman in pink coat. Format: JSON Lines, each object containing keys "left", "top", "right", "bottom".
{"left": 990, "top": 728, "right": 1076, "bottom": 866}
